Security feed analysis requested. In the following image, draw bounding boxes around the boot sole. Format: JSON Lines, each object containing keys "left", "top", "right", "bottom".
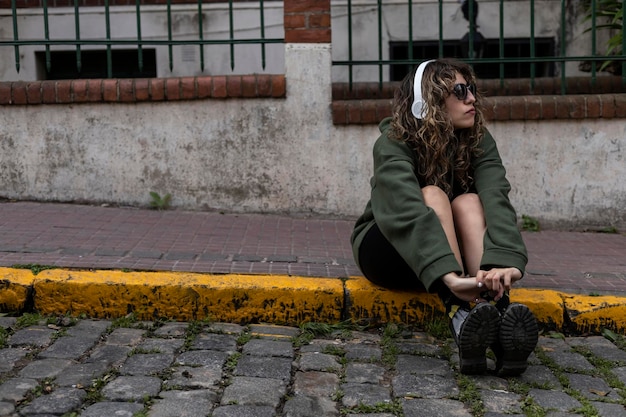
{"left": 498, "top": 303, "right": 539, "bottom": 377}
{"left": 458, "top": 303, "right": 500, "bottom": 375}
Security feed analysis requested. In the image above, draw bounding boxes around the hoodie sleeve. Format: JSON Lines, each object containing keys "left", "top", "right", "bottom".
{"left": 473, "top": 129, "right": 528, "bottom": 274}
{"left": 369, "top": 132, "right": 463, "bottom": 291}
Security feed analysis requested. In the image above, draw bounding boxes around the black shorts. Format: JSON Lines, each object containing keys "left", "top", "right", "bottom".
{"left": 358, "top": 223, "right": 425, "bottom": 290}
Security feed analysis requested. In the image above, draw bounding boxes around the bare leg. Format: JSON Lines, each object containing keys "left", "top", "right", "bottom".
{"left": 421, "top": 186, "right": 464, "bottom": 275}
{"left": 451, "top": 193, "right": 486, "bottom": 276}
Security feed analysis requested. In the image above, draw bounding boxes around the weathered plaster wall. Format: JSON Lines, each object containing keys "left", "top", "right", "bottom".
{"left": 0, "top": 44, "right": 624, "bottom": 229}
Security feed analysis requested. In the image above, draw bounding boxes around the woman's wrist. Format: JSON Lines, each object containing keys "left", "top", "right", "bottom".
{"left": 441, "top": 272, "right": 461, "bottom": 289}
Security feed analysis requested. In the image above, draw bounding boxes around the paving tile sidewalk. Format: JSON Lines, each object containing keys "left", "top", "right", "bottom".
{"left": 3, "top": 315, "right": 626, "bottom": 417}
{"left": 0, "top": 201, "right": 625, "bottom": 295}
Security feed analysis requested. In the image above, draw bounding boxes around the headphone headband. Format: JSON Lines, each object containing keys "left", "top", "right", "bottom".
{"left": 411, "top": 59, "right": 435, "bottom": 119}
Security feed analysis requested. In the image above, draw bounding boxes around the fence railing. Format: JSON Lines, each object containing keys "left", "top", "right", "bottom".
{"left": 331, "top": 0, "right": 626, "bottom": 94}
{"left": 0, "top": 0, "right": 283, "bottom": 78}
{"left": 2, "top": 0, "right": 625, "bottom": 95}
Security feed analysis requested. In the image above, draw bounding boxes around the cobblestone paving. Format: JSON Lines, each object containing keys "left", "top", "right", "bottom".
{"left": 1, "top": 315, "right": 626, "bottom": 417}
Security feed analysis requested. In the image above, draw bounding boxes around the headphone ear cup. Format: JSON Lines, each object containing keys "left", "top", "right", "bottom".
{"left": 412, "top": 59, "right": 434, "bottom": 119}
{"left": 411, "top": 99, "right": 424, "bottom": 118}
{"left": 411, "top": 100, "right": 424, "bottom": 119}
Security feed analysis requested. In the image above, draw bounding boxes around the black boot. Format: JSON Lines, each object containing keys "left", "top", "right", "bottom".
{"left": 494, "top": 302, "right": 539, "bottom": 377}
{"left": 449, "top": 302, "right": 501, "bottom": 375}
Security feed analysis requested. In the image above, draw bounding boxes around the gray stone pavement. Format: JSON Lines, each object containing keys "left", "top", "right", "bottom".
{"left": 2, "top": 315, "right": 626, "bottom": 417}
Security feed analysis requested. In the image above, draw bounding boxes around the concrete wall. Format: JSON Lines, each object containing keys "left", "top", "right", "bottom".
{"left": 1, "top": 42, "right": 625, "bottom": 229}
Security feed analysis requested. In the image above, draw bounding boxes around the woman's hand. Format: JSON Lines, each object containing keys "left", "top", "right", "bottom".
{"left": 476, "top": 267, "right": 523, "bottom": 294}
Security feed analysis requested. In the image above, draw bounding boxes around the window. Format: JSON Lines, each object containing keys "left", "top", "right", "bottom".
{"left": 389, "top": 38, "right": 555, "bottom": 81}
{"left": 35, "top": 49, "right": 157, "bottom": 80}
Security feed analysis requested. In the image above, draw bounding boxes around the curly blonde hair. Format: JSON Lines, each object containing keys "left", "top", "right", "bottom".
{"left": 389, "top": 58, "right": 485, "bottom": 197}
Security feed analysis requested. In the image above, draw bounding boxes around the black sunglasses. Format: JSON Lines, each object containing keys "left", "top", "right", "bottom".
{"left": 452, "top": 83, "right": 476, "bottom": 100}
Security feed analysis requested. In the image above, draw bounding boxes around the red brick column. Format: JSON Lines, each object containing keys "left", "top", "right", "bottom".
{"left": 284, "top": 0, "right": 331, "bottom": 43}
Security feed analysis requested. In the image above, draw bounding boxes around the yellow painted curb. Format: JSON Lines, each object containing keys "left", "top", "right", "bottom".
{"left": 31, "top": 269, "right": 344, "bottom": 324}
{"left": 2, "top": 267, "right": 626, "bottom": 334}
{"left": 0, "top": 268, "right": 34, "bottom": 312}
{"left": 345, "top": 276, "right": 443, "bottom": 325}
{"left": 561, "top": 293, "right": 626, "bottom": 334}
{"left": 508, "top": 288, "right": 565, "bottom": 330}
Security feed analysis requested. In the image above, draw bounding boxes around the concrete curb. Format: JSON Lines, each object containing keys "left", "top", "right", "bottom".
{"left": 1, "top": 267, "right": 625, "bottom": 334}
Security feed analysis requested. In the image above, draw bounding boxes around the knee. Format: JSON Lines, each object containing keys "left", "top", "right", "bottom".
{"left": 422, "top": 185, "right": 448, "bottom": 205}
{"left": 452, "top": 193, "right": 480, "bottom": 210}
{"left": 452, "top": 193, "right": 484, "bottom": 221}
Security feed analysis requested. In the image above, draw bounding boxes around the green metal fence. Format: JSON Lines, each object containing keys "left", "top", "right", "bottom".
{"left": 1, "top": 0, "right": 283, "bottom": 78}
{"left": 332, "top": 0, "right": 626, "bottom": 94}
{"left": 2, "top": 0, "right": 625, "bottom": 92}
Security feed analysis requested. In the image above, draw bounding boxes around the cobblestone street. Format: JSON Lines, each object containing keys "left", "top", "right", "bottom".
{"left": 2, "top": 315, "right": 626, "bottom": 416}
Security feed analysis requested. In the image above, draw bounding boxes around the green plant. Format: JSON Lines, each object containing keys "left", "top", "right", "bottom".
{"left": 224, "top": 352, "right": 241, "bottom": 374}
{"left": 109, "top": 313, "right": 138, "bottom": 331}
{"left": 11, "top": 264, "right": 57, "bottom": 275}
{"left": 149, "top": 191, "right": 172, "bottom": 210}
{"left": 522, "top": 215, "right": 540, "bottom": 232}
{"left": 182, "top": 320, "right": 204, "bottom": 350}
{"left": 15, "top": 313, "right": 44, "bottom": 328}
{"left": 0, "top": 327, "right": 8, "bottom": 348}
{"left": 381, "top": 324, "right": 400, "bottom": 367}
{"left": 330, "top": 389, "right": 344, "bottom": 402}
{"left": 602, "top": 327, "right": 626, "bottom": 350}
{"left": 32, "top": 377, "right": 55, "bottom": 397}
{"left": 293, "top": 320, "right": 364, "bottom": 347}
{"left": 521, "top": 396, "right": 547, "bottom": 417}
{"left": 583, "top": 0, "right": 623, "bottom": 72}
{"left": 322, "top": 345, "right": 346, "bottom": 357}
{"left": 236, "top": 332, "right": 252, "bottom": 346}
{"left": 423, "top": 317, "right": 451, "bottom": 340}
{"left": 457, "top": 374, "right": 485, "bottom": 416}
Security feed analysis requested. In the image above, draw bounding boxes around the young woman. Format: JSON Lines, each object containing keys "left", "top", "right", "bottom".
{"left": 351, "top": 58, "right": 538, "bottom": 376}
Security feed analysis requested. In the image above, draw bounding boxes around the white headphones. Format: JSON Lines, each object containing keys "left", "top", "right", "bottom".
{"left": 411, "top": 59, "right": 435, "bottom": 119}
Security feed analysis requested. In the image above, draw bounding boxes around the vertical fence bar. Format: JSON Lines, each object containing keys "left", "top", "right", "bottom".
{"left": 43, "top": 0, "right": 51, "bottom": 73}
{"left": 11, "top": 0, "right": 20, "bottom": 72}
{"left": 199, "top": 0, "right": 205, "bottom": 71}
{"left": 499, "top": 0, "right": 504, "bottom": 86}
{"left": 529, "top": 0, "right": 535, "bottom": 89}
{"left": 560, "top": 0, "right": 566, "bottom": 94}
{"left": 377, "top": 0, "right": 383, "bottom": 88}
{"left": 468, "top": 0, "right": 475, "bottom": 59}
{"left": 167, "top": 0, "right": 173, "bottom": 71}
{"left": 408, "top": 0, "right": 413, "bottom": 61}
{"left": 438, "top": 0, "right": 443, "bottom": 57}
{"left": 591, "top": 0, "right": 597, "bottom": 84}
{"left": 259, "top": 0, "right": 266, "bottom": 69}
{"left": 348, "top": 0, "right": 353, "bottom": 88}
{"left": 74, "top": 0, "right": 82, "bottom": 73}
{"left": 105, "top": 0, "right": 112, "bottom": 78}
{"left": 622, "top": 0, "right": 626, "bottom": 85}
{"left": 229, "top": 0, "right": 234, "bottom": 70}
{"left": 136, "top": 0, "right": 143, "bottom": 73}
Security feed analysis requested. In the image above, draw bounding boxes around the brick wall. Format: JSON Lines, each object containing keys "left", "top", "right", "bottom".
{"left": 331, "top": 76, "right": 626, "bottom": 124}
{"left": 284, "top": 0, "right": 331, "bottom": 43}
{"left": 0, "top": 74, "right": 286, "bottom": 104}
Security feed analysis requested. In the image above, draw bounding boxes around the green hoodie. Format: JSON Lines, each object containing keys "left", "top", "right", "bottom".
{"left": 351, "top": 117, "right": 528, "bottom": 292}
